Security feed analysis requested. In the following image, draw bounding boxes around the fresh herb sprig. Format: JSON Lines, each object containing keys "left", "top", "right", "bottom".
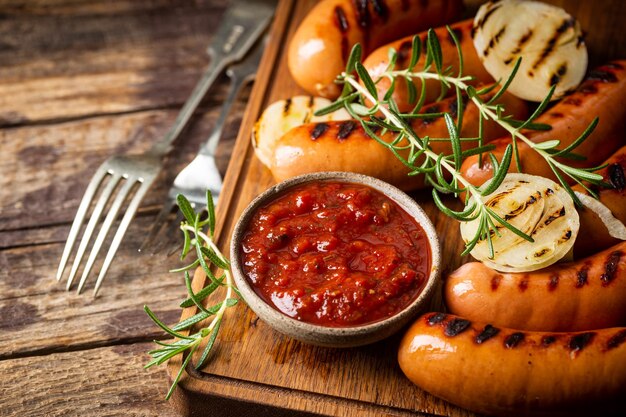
{"left": 144, "top": 192, "right": 238, "bottom": 400}
{"left": 317, "top": 27, "right": 605, "bottom": 256}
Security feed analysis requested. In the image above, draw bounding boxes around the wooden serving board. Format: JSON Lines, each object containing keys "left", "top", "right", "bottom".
{"left": 167, "top": 1, "right": 626, "bottom": 416}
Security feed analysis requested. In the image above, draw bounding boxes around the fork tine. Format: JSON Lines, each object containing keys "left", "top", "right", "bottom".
{"left": 138, "top": 199, "right": 177, "bottom": 254}
{"left": 91, "top": 179, "right": 153, "bottom": 296}
{"left": 56, "top": 165, "right": 110, "bottom": 281}
{"left": 75, "top": 178, "right": 136, "bottom": 293}
{"left": 65, "top": 174, "right": 121, "bottom": 290}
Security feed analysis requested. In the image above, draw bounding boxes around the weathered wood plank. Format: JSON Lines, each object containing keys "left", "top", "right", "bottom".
{"left": 0, "top": 0, "right": 230, "bottom": 126}
{"left": 0, "top": 342, "right": 178, "bottom": 417}
{"left": 0, "top": 81, "right": 250, "bottom": 234}
{"left": 0, "top": 214, "right": 198, "bottom": 359}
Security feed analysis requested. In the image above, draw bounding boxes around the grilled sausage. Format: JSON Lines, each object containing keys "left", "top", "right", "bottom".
{"left": 460, "top": 61, "right": 626, "bottom": 188}
{"left": 288, "top": 0, "right": 463, "bottom": 98}
{"left": 363, "top": 19, "right": 493, "bottom": 112}
{"left": 270, "top": 87, "right": 528, "bottom": 190}
{"left": 398, "top": 312, "right": 626, "bottom": 417}
{"left": 444, "top": 241, "right": 626, "bottom": 332}
{"left": 574, "top": 145, "right": 626, "bottom": 257}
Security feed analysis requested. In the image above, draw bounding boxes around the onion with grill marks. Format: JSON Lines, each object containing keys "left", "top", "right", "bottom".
{"left": 461, "top": 174, "right": 580, "bottom": 272}
{"left": 472, "top": 0, "right": 588, "bottom": 102}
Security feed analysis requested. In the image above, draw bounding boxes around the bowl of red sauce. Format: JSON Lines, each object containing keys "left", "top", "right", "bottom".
{"left": 230, "top": 172, "right": 441, "bottom": 347}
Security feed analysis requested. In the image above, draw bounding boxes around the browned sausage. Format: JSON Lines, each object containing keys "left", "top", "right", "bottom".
{"left": 460, "top": 61, "right": 626, "bottom": 189}
{"left": 574, "top": 145, "right": 626, "bottom": 257}
{"left": 271, "top": 87, "right": 528, "bottom": 190}
{"left": 288, "top": 0, "right": 463, "bottom": 98}
{"left": 444, "top": 241, "right": 626, "bottom": 332}
{"left": 363, "top": 19, "right": 493, "bottom": 112}
{"left": 398, "top": 312, "right": 626, "bottom": 417}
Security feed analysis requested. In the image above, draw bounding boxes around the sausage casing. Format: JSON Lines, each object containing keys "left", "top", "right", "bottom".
{"left": 363, "top": 19, "right": 493, "bottom": 112}
{"left": 398, "top": 312, "right": 626, "bottom": 417}
{"left": 444, "top": 241, "right": 626, "bottom": 332}
{"left": 288, "top": 0, "right": 463, "bottom": 98}
{"left": 270, "top": 88, "right": 528, "bottom": 190}
{"left": 460, "top": 61, "right": 626, "bottom": 188}
{"left": 574, "top": 145, "right": 626, "bottom": 257}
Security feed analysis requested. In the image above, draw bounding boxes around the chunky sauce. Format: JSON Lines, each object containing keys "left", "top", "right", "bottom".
{"left": 240, "top": 181, "right": 431, "bottom": 327}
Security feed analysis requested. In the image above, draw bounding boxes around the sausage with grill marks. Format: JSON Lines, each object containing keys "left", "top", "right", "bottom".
{"left": 269, "top": 87, "right": 528, "bottom": 190}
{"left": 444, "top": 241, "right": 626, "bottom": 332}
{"left": 459, "top": 61, "right": 626, "bottom": 189}
{"left": 574, "top": 145, "right": 626, "bottom": 257}
{"left": 398, "top": 313, "right": 626, "bottom": 417}
{"left": 362, "top": 19, "right": 493, "bottom": 112}
{"left": 288, "top": 0, "right": 463, "bottom": 98}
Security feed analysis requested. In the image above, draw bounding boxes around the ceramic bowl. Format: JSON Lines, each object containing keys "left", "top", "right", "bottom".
{"left": 230, "top": 172, "right": 441, "bottom": 348}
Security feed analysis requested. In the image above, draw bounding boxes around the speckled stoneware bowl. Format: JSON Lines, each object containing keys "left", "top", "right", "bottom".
{"left": 230, "top": 172, "right": 441, "bottom": 348}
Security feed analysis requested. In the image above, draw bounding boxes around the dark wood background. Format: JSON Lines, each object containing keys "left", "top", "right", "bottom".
{"left": 1, "top": 0, "right": 625, "bottom": 416}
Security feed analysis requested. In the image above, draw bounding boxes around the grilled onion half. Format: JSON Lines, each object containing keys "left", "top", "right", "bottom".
{"left": 252, "top": 96, "right": 350, "bottom": 167}
{"left": 461, "top": 174, "right": 580, "bottom": 272}
{"left": 472, "top": 0, "right": 587, "bottom": 102}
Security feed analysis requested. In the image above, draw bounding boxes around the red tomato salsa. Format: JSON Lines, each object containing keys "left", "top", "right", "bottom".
{"left": 240, "top": 181, "right": 431, "bottom": 327}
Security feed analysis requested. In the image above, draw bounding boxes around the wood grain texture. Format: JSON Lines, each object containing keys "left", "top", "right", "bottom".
{"left": 0, "top": 83, "right": 250, "bottom": 233}
{"left": 0, "top": 215, "right": 196, "bottom": 359}
{"left": 0, "top": 0, "right": 232, "bottom": 126}
{"left": 168, "top": 0, "right": 626, "bottom": 416}
{"left": 0, "top": 342, "right": 178, "bottom": 417}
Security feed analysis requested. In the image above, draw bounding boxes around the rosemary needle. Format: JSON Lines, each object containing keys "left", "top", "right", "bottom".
{"left": 144, "top": 191, "right": 238, "bottom": 400}
{"left": 316, "top": 27, "right": 605, "bottom": 256}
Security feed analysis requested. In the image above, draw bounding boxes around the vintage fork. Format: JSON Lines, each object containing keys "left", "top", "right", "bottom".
{"left": 56, "top": 1, "right": 275, "bottom": 295}
{"left": 141, "top": 40, "right": 265, "bottom": 254}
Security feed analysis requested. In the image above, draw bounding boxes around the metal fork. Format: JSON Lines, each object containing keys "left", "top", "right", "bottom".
{"left": 56, "top": 1, "right": 275, "bottom": 295}
{"left": 142, "top": 39, "right": 266, "bottom": 254}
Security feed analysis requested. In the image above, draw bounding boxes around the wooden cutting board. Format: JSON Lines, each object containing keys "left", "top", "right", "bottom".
{"left": 167, "top": 1, "right": 626, "bottom": 416}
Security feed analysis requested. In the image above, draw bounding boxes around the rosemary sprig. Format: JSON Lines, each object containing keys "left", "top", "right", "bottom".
{"left": 317, "top": 27, "right": 605, "bottom": 256}
{"left": 144, "top": 192, "right": 237, "bottom": 400}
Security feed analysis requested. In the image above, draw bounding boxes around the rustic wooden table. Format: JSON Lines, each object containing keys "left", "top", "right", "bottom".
{"left": 0, "top": 1, "right": 248, "bottom": 415}
{"left": 3, "top": 0, "right": 626, "bottom": 416}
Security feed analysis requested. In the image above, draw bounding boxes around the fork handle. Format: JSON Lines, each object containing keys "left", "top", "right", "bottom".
{"left": 199, "top": 70, "right": 252, "bottom": 156}
{"left": 149, "top": 54, "right": 228, "bottom": 156}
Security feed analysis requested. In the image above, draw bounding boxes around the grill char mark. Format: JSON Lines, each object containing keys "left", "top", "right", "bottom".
{"left": 353, "top": 0, "right": 371, "bottom": 49}
{"left": 477, "top": 3, "right": 501, "bottom": 30}
{"left": 518, "top": 276, "right": 528, "bottom": 292}
{"left": 601, "top": 251, "right": 623, "bottom": 286}
{"left": 607, "top": 329, "right": 626, "bottom": 350}
{"left": 587, "top": 70, "right": 618, "bottom": 83}
{"left": 548, "top": 274, "right": 559, "bottom": 291}
{"left": 370, "top": 0, "right": 389, "bottom": 19}
{"left": 445, "top": 318, "right": 471, "bottom": 337}
{"left": 334, "top": 6, "right": 350, "bottom": 62}
{"left": 427, "top": 313, "right": 446, "bottom": 325}
{"left": 447, "top": 27, "right": 464, "bottom": 45}
{"left": 335, "top": 6, "right": 349, "bottom": 32}
{"left": 491, "top": 274, "right": 502, "bottom": 291}
{"left": 310, "top": 123, "right": 330, "bottom": 140}
{"left": 337, "top": 121, "right": 357, "bottom": 140}
{"left": 531, "top": 18, "right": 575, "bottom": 71}
{"left": 549, "top": 63, "right": 568, "bottom": 86}
{"left": 421, "top": 104, "right": 442, "bottom": 126}
{"left": 576, "top": 264, "right": 590, "bottom": 288}
{"left": 476, "top": 325, "right": 500, "bottom": 344}
{"left": 569, "top": 332, "right": 595, "bottom": 353}
{"left": 609, "top": 163, "right": 625, "bottom": 191}
{"left": 504, "top": 332, "right": 525, "bottom": 348}
{"left": 397, "top": 40, "right": 414, "bottom": 64}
